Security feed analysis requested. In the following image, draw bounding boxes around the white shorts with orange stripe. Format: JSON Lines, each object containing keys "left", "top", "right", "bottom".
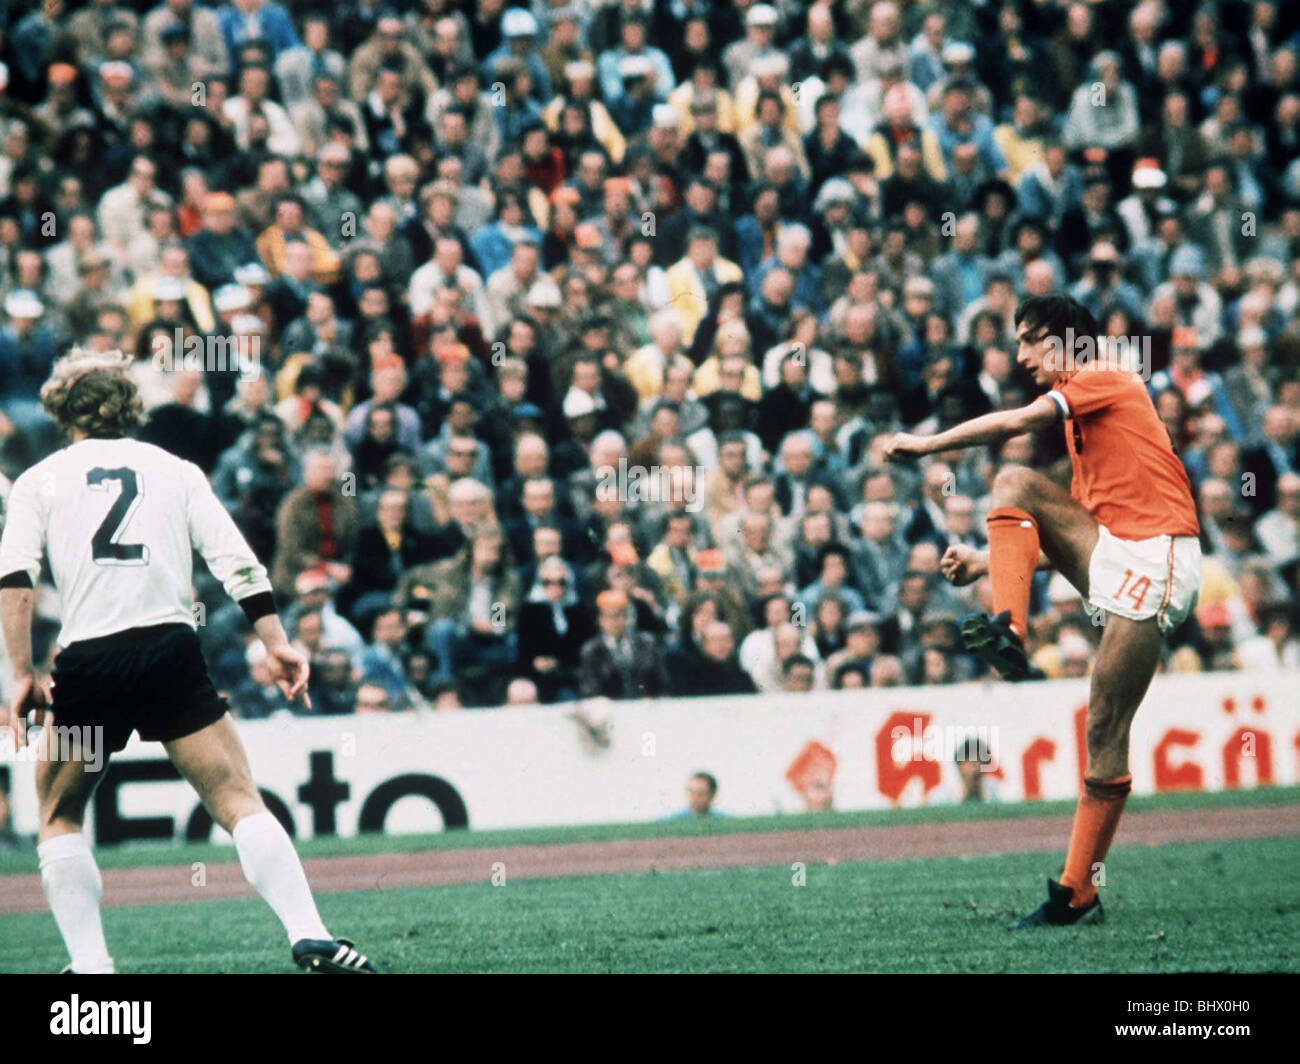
{"left": 1086, "top": 526, "right": 1203, "bottom": 633}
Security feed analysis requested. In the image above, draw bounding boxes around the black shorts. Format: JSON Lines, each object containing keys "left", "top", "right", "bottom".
{"left": 51, "top": 623, "right": 230, "bottom": 754}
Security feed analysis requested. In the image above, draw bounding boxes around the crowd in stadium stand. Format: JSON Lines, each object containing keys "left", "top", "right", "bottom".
{"left": 0, "top": 0, "right": 1298, "bottom": 716}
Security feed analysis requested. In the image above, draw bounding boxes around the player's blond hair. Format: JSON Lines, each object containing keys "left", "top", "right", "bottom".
{"left": 39, "top": 348, "right": 144, "bottom": 438}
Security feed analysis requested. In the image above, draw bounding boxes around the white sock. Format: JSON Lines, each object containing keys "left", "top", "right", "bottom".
{"left": 232, "top": 811, "right": 330, "bottom": 944}
{"left": 38, "top": 832, "right": 115, "bottom": 974}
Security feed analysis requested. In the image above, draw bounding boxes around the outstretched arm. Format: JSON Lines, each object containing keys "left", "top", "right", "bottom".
{"left": 883, "top": 396, "right": 1060, "bottom": 460}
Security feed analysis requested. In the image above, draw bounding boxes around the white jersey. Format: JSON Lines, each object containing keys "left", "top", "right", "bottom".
{"left": 0, "top": 438, "right": 272, "bottom": 646}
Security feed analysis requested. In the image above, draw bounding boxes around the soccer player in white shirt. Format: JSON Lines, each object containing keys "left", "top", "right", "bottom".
{"left": 0, "top": 349, "right": 375, "bottom": 973}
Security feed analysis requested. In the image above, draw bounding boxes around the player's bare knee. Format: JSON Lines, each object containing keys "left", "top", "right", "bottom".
{"left": 210, "top": 782, "right": 265, "bottom": 834}
{"left": 193, "top": 761, "right": 264, "bottom": 834}
{"left": 991, "top": 465, "right": 1036, "bottom": 508}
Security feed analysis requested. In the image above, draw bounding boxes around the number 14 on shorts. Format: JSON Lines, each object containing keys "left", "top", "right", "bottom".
{"left": 1113, "top": 568, "right": 1152, "bottom": 612}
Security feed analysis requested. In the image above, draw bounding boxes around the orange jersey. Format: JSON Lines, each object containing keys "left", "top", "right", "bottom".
{"left": 1047, "top": 363, "right": 1200, "bottom": 540}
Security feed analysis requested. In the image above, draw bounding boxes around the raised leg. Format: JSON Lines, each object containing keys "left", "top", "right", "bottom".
{"left": 989, "top": 464, "right": 1099, "bottom": 600}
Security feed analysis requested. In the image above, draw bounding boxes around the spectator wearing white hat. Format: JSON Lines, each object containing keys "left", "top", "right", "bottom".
{"left": 923, "top": 39, "right": 993, "bottom": 117}
{"left": 0, "top": 288, "right": 60, "bottom": 449}
{"left": 1223, "top": 326, "right": 1274, "bottom": 440}
{"left": 481, "top": 8, "right": 554, "bottom": 104}
{"left": 94, "top": 60, "right": 143, "bottom": 133}
{"left": 734, "top": 47, "right": 802, "bottom": 138}
{"left": 603, "top": 54, "right": 657, "bottom": 137}
{"left": 723, "top": 3, "right": 781, "bottom": 91}
{"left": 1117, "top": 159, "right": 1177, "bottom": 247}
{"left": 596, "top": 11, "right": 673, "bottom": 106}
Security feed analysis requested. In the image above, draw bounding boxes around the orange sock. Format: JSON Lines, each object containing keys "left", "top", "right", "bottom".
{"left": 986, "top": 506, "right": 1039, "bottom": 639}
{"left": 1059, "top": 774, "right": 1132, "bottom": 907}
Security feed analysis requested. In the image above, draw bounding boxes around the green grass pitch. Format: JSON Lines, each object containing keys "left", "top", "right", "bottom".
{"left": 2, "top": 790, "right": 1297, "bottom": 974}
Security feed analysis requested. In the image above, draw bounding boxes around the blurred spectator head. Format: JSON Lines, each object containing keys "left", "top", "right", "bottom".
{"left": 596, "top": 589, "right": 630, "bottom": 639}
{"left": 700, "top": 620, "right": 735, "bottom": 662}
{"left": 686, "top": 771, "right": 718, "bottom": 816}
{"left": 355, "top": 683, "right": 392, "bottom": 714}
{"left": 954, "top": 736, "right": 993, "bottom": 802}
{"left": 782, "top": 653, "right": 816, "bottom": 692}
{"left": 506, "top": 678, "right": 539, "bottom": 705}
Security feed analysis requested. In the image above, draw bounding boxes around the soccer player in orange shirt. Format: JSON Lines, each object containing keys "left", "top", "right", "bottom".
{"left": 884, "top": 294, "right": 1202, "bottom": 928}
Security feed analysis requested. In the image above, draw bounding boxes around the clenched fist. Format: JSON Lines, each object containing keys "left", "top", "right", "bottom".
{"left": 883, "top": 433, "right": 930, "bottom": 462}
{"left": 940, "top": 544, "right": 988, "bottom": 587}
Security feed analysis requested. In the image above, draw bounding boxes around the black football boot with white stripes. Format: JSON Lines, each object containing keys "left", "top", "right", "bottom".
{"left": 292, "top": 937, "right": 378, "bottom": 973}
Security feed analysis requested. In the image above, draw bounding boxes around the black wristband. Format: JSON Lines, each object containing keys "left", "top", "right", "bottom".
{"left": 238, "top": 591, "right": 277, "bottom": 625}
{"left": 0, "top": 571, "right": 34, "bottom": 589}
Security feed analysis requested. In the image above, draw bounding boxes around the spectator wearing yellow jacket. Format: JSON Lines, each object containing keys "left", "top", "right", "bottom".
{"left": 865, "top": 85, "right": 947, "bottom": 181}
{"left": 663, "top": 230, "right": 743, "bottom": 344}
{"left": 126, "top": 244, "right": 216, "bottom": 333}
{"left": 543, "top": 60, "right": 627, "bottom": 166}
{"left": 255, "top": 195, "right": 341, "bottom": 286}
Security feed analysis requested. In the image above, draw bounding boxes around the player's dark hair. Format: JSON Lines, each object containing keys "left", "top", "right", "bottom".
{"left": 1013, "top": 294, "right": 1098, "bottom": 343}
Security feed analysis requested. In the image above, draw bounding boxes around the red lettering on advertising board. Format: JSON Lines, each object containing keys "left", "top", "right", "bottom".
{"left": 1154, "top": 728, "right": 1203, "bottom": 790}
{"left": 1222, "top": 727, "right": 1273, "bottom": 788}
{"left": 875, "top": 711, "right": 942, "bottom": 802}
{"left": 1021, "top": 738, "right": 1056, "bottom": 800}
{"left": 786, "top": 740, "right": 837, "bottom": 797}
